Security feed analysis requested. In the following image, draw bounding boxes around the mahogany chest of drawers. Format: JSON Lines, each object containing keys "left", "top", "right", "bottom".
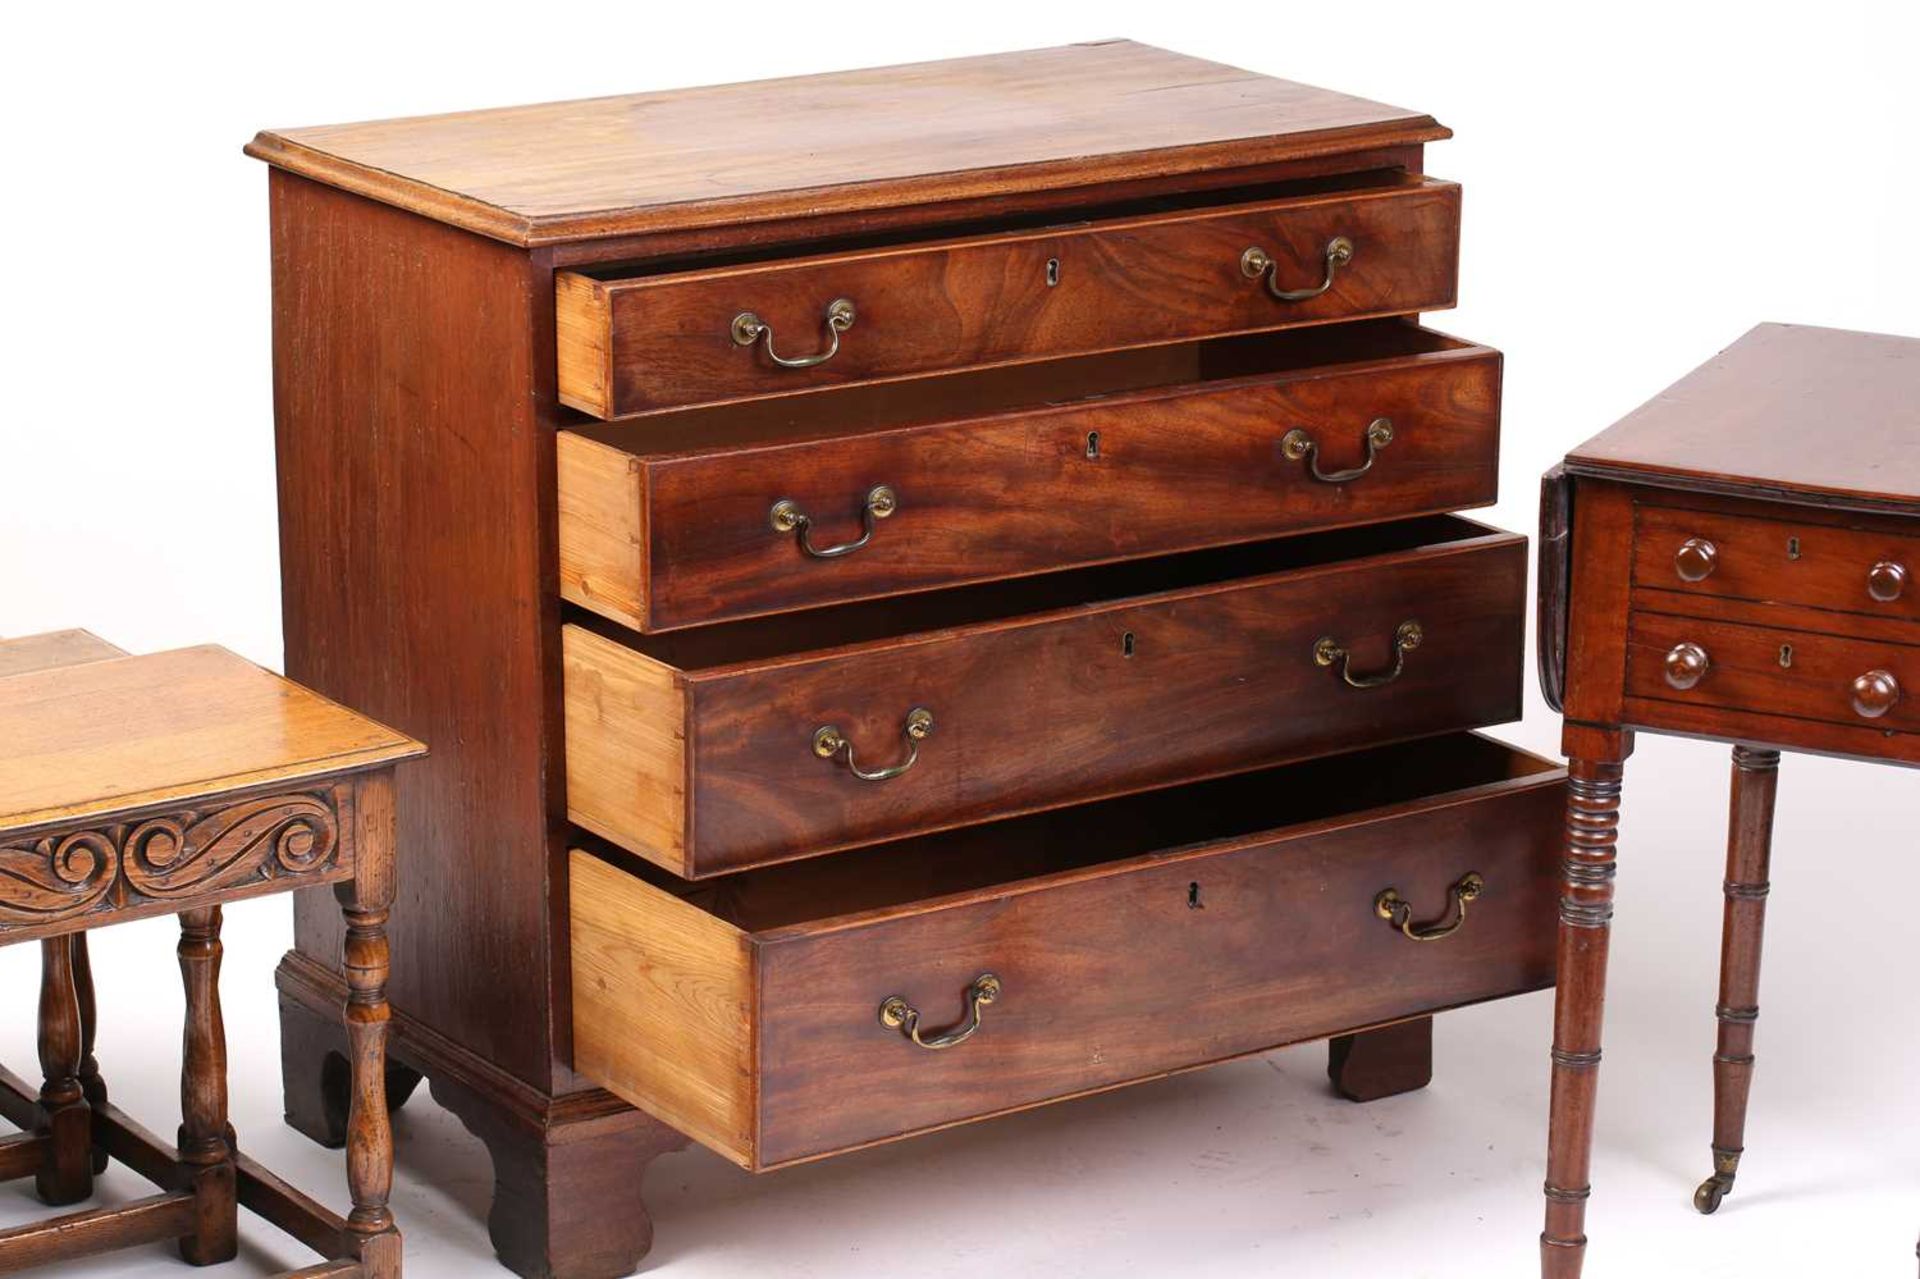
{"left": 248, "top": 41, "right": 1563, "bottom": 1277}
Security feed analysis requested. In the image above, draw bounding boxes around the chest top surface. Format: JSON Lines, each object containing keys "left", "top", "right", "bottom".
{"left": 244, "top": 40, "right": 1442, "bottom": 247}
{"left": 1566, "top": 323, "right": 1920, "bottom": 516}
{"left": 0, "top": 643, "right": 424, "bottom": 834}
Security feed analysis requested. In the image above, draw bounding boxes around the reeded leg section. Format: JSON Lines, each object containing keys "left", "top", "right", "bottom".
{"left": 430, "top": 1074, "right": 688, "bottom": 1279}
{"left": 1695, "top": 744, "right": 1780, "bottom": 1215}
{"left": 1328, "top": 1017, "right": 1434, "bottom": 1102}
{"left": 1542, "top": 744, "right": 1626, "bottom": 1279}
{"left": 36, "top": 934, "right": 93, "bottom": 1206}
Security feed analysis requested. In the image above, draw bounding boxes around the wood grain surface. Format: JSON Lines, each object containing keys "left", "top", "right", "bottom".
{"left": 1566, "top": 323, "right": 1920, "bottom": 516}
{"left": 561, "top": 323, "right": 1502, "bottom": 631}
{"left": 0, "top": 646, "right": 420, "bottom": 833}
{"left": 560, "top": 176, "right": 1460, "bottom": 416}
{"left": 1633, "top": 499, "right": 1920, "bottom": 623}
{"left": 567, "top": 733, "right": 1563, "bottom": 1169}
{"left": 246, "top": 41, "right": 1444, "bottom": 246}
{"left": 1626, "top": 609, "right": 1919, "bottom": 734}
{"left": 565, "top": 518, "right": 1526, "bottom": 876}
{"left": 0, "top": 631, "right": 126, "bottom": 678}
{"left": 266, "top": 169, "right": 564, "bottom": 1091}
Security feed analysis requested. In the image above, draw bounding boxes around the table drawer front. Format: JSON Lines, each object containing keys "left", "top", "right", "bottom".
{"left": 568, "top": 735, "right": 1564, "bottom": 1170}
{"left": 557, "top": 178, "right": 1461, "bottom": 417}
{"left": 1634, "top": 504, "right": 1920, "bottom": 622}
{"left": 1627, "top": 610, "right": 1920, "bottom": 734}
{"left": 562, "top": 334, "right": 1502, "bottom": 632}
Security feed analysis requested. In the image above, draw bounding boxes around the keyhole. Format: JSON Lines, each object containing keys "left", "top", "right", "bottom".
{"left": 1779, "top": 644, "right": 1795, "bottom": 668}
{"left": 1046, "top": 257, "right": 1061, "bottom": 286}
{"left": 1787, "top": 537, "right": 1802, "bottom": 561}
{"left": 1188, "top": 882, "right": 1204, "bottom": 910}
{"left": 1122, "top": 631, "right": 1135, "bottom": 658}
{"left": 1086, "top": 430, "right": 1101, "bottom": 459}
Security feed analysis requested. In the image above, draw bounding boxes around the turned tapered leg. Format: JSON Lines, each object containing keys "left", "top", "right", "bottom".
{"left": 72, "top": 933, "right": 109, "bottom": 1174}
{"left": 1695, "top": 745, "right": 1780, "bottom": 1214}
{"left": 36, "top": 934, "right": 92, "bottom": 1206}
{"left": 178, "top": 906, "right": 237, "bottom": 1265}
{"left": 340, "top": 772, "right": 402, "bottom": 1278}
{"left": 1542, "top": 750, "right": 1626, "bottom": 1279}
{"left": 1328, "top": 1017, "right": 1434, "bottom": 1102}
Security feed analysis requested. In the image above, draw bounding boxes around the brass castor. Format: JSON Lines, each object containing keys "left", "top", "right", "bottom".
{"left": 1693, "top": 1176, "right": 1730, "bottom": 1214}
{"left": 1695, "top": 1149, "right": 1741, "bottom": 1214}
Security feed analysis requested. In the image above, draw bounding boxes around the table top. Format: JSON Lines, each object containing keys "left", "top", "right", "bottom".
{"left": 1565, "top": 323, "right": 1920, "bottom": 516}
{"left": 0, "top": 638, "right": 424, "bottom": 834}
{"left": 244, "top": 40, "right": 1444, "bottom": 247}
{"left": 0, "top": 628, "right": 126, "bottom": 679}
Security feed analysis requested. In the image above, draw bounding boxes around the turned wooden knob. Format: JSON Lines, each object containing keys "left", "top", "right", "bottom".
{"left": 1673, "top": 538, "right": 1718, "bottom": 582}
{"left": 1851, "top": 669, "right": 1901, "bottom": 719}
{"left": 1867, "top": 560, "right": 1908, "bottom": 603}
{"left": 1664, "top": 642, "right": 1711, "bottom": 691}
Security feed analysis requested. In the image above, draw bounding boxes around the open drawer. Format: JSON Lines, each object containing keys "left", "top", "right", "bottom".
{"left": 564, "top": 515, "right": 1526, "bottom": 878}
{"left": 569, "top": 732, "right": 1565, "bottom": 1170}
{"left": 559, "top": 321, "right": 1503, "bottom": 632}
{"left": 556, "top": 174, "right": 1461, "bottom": 417}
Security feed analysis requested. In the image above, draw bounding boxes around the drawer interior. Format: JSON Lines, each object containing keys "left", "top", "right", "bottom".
{"left": 586, "top": 512, "right": 1501, "bottom": 671}
{"left": 563, "top": 319, "right": 1481, "bottom": 451}
{"left": 587, "top": 732, "right": 1559, "bottom": 931}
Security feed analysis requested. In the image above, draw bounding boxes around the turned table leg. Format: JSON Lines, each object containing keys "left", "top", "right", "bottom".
{"left": 340, "top": 772, "right": 402, "bottom": 1278}
{"left": 72, "top": 933, "right": 109, "bottom": 1174}
{"left": 1541, "top": 746, "right": 1627, "bottom": 1279}
{"left": 1695, "top": 744, "right": 1780, "bottom": 1215}
{"left": 36, "top": 934, "right": 93, "bottom": 1206}
{"left": 178, "top": 905, "right": 238, "bottom": 1265}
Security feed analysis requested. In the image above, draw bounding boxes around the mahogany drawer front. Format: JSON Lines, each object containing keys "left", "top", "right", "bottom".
{"left": 559, "top": 324, "right": 1502, "bottom": 632}
{"left": 564, "top": 517, "right": 1526, "bottom": 878}
{"left": 1626, "top": 609, "right": 1920, "bottom": 741}
{"left": 556, "top": 176, "right": 1462, "bottom": 418}
{"left": 569, "top": 733, "right": 1565, "bottom": 1170}
{"left": 1633, "top": 503, "right": 1920, "bottom": 622}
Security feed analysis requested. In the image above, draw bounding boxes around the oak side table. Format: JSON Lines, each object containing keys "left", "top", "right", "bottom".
{"left": 0, "top": 631, "right": 423, "bottom": 1276}
{"left": 1537, "top": 323, "right": 1920, "bottom": 1277}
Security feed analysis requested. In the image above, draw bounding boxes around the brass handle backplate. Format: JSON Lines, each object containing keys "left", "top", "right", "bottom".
{"left": 1241, "top": 236, "right": 1353, "bottom": 302}
{"left": 879, "top": 973, "right": 1000, "bottom": 1051}
{"left": 1283, "top": 417, "right": 1393, "bottom": 484}
{"left": 1851, "top": 669, "right": 1901, "bottom": 719}
{"left": 732, "top": 297, "right": 856, "bottom": 368}
{"left": 770, "top": 485, "right": 897, "bottom": 559}
{"left": 1375, "top": 873, "right": 1484, "bottom": 942}
{"left": 813, "top": 707, "right": 933, "bottom": 782}
{"left": 1315, "top": 620, "right": 1422, "bottom": 689}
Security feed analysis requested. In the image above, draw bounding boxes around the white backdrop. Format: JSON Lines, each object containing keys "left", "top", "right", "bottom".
{"left": 1, "top": 4, "right": 1916, "bottom": 1276}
